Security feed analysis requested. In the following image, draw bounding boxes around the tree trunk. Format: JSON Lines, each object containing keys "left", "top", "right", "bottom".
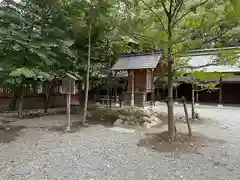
{"left": 182, "top": 96, "right": 192, "bottom": 138}
{"left": 96, "top": 87, "right": 100, "bottom": 103}
{"left": 167, "top": 20, "right": 175, "bottom": 138}
{"left": 44, "top": 82, "right": 51, "bottom": 113}
{"left": 120, "top": 92, "right": 123, "bottom": 107}
{"left": 17, "top": 85, "right": 24, "bottom": 119}
{"left": 196, "top": 87, "right": 199, "bottom": 103}
{"left": 108, "top": 88, "right": 112, "bottom": 109}
{"left": 79, "top": 84, "right": 85, "bottom": 107}
{"left": 66, "top": 92, "right": 71, "bottom": 131}
{"left": 107, "top": 87, "right": 110, "bottom": 109}
{"left": 114, "top": 86, "right": 117, "bottom": 104}
{"left": 8, "top": 89, "right": 19, "bottom": 111}
{"left": 82, "top": 24, "right": 91, "bottom": 125}
{"left": 191, "top": 84, "right": 195, "bottom": 120}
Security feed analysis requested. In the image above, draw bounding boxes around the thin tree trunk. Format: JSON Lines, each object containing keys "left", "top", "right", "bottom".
{"left": 96, "top": 87, "right": 100, "bottom": 103}
{"left": 79, "top": 83, "right": 85, "bottom": 106}
{"left": 107, "top": 88, "right": 110, "bottom": 109}
{"left": 182, "top": 96, "right": 192, "bottom": 138}
{"left": 17, "top": 85, "right": 24, "bottom": 119}
{"left": 167, "top": 18, "right": 175, "bottom": 138}
{"left": 82, "top": 24, "right": 91, "bottom": 125}
{"left": 44, "top": 82, "right": 51, "bottom": 113}
{"left": 110, "top": 89, "right": 112, "bottom": 109}
{"left": 66, "top": 92, "right": 71, "bottom": 131}
{"left": 8, "top": 88, "right": 19, "bottom": 111}
{"left": 196, "top": 87, "right": 199, "bottom": 103}
{"left": 120, "top": 92, "right": 123, "bottom": 107}
{"left": 107, "top": 58, "right": 112, "bottom": 109}
{"left": 157, "top": 88, "right": 160, "bottom": 101}
{"left": 114, "top": 86, "right": 117, "bottom": 104}
{"left": 191, "top": 84, "right": 195, "bottom": 120}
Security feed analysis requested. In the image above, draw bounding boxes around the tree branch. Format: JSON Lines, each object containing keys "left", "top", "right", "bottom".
{"left": 174, "top": 62, "right": 218, "bottom": 71}
{"left": 160, "top": 0, "right": 170, "bottom": 16}
{"left": 172, "top": 27, "right": 233, "bottom": 56}
{"left": 172, "top": 0, "right": 183, "bottom": 20}
{"left": 140, "top": 0, "right": 167, "bottom": 32}
{"left": 169, "top": 0, "right": 173, "bottom": 15}
{"left": 173, "top": 0, "right": 209, "bottom": 27}
{"left": 195, "top": 87, "right": 219, "bottom": 92}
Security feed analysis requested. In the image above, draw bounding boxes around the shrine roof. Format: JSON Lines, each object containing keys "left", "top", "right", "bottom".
{"left": 111, "top": 52, "right": 162, "bottom": 71}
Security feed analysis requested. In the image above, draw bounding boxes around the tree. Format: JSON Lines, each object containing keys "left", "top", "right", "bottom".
{"left": 63, "top": 0, "right": 128, "bottom": 123}
{"left": 120, "top": 0, "right": 240, "bottom": 138}
{"left": 82, "top": 23, "right": 91, "bottom": 125}
{"left": 0, "top": 0, "right": 76, "bottom": 115}
{"left": 181, "top": 70, "right": 228, "bottom": 120}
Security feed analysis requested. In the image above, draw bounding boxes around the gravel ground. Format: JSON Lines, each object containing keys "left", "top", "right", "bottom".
{"left": 1, "top": 105, "right": 240, "bottom": 180}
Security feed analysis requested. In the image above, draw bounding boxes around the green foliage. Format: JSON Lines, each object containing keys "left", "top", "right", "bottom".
{"left": 0, "top": 0, "right": 131, "bottom": 94}
{"left": 0, "top": 0, "right": 77, "bottom": 87}
{"left": 121, "top": 0, "right": 240, "bottom": 54}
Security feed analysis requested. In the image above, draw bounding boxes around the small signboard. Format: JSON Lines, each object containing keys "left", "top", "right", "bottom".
{"left": 61, "top": 73, "right": 78, "bottom": 131}
{"left": 61, "top": 73, "right": 78, "bottom": 95}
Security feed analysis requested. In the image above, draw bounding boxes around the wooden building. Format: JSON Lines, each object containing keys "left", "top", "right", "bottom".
{"left": 112, "top": 47, "right": 240, "bottom": 106}
{"left": 111, "top": 52, "right": 165, "bottom": 106}
{"left": 175, "top": 48, "right": 240, "bottom": 105}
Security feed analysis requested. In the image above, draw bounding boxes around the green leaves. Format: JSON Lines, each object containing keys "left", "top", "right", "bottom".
{"left": 0, "top": 0, "right": 77, "bottom": 86}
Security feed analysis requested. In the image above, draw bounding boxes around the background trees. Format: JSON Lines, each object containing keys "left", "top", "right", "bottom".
{"left": 119, "top": 0, "right": 240, "bottom": 138}
{"left": 0, "top": 0, "right": 128, "bottom": 117}
{"left": 0, "top": 0, "right": 240, "bottom": 136}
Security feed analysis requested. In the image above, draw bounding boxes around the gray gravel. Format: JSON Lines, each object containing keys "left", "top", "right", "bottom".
{"left": 1, "top": 104, "right": 240, "bottom": 180}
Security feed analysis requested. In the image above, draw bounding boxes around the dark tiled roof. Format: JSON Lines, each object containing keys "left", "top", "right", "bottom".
{"left": 111, "top": 53, "right": 162, "bottom": 70}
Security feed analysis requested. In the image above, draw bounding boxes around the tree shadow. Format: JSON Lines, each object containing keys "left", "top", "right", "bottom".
{"left": 137, "top": 131, "right": 226, "bottom": 155}
{"left": 46, "top": 110, "right": 116, "bottom": 133}
{"left": 0, "top": 125, "right": 26, "bottom": 143}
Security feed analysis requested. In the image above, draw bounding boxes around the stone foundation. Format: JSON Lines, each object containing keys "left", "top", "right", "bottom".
{"left": 123, "top": 92, "right": 150, "bottom": 107}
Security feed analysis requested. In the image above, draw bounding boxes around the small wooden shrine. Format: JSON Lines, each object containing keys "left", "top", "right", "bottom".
{"left": 111, "top": 52, "right": 162, "bottom": 106}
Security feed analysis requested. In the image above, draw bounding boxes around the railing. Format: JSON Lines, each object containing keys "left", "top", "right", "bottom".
{"left": 99, "top": 95, "right": 119, "bottom": 105}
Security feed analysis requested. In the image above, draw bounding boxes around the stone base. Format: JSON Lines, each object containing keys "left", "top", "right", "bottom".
{"left": 123, "top": 92, "right": 149, "bottom": 107}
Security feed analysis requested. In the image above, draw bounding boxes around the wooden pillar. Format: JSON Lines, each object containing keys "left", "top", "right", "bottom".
{"left": 174, "top": 86, "right": 178, "bottom": 104}
{"left": 130, "top": 70, "right": 134, "bottom": 107}
{"left": 175, "top": 86, "right": 178, "bottom": 99}
{"left": 196, "top": 87, "right": 199, "bottom": 104}
{"left": 218, "top": 77, "right": 223, "bottom": 107}
{"left": 151, "top": 69, "right": 155, "bottom": 106}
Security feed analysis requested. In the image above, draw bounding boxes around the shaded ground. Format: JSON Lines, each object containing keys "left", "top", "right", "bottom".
{"left": 1, "top": 105, "right": 240, "bottom": 179}
{"left": 138, "top": 131, "right": 225, "bottom": 155}
{"left": 0, "top": 126, "right": 26, "bottom": 143}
